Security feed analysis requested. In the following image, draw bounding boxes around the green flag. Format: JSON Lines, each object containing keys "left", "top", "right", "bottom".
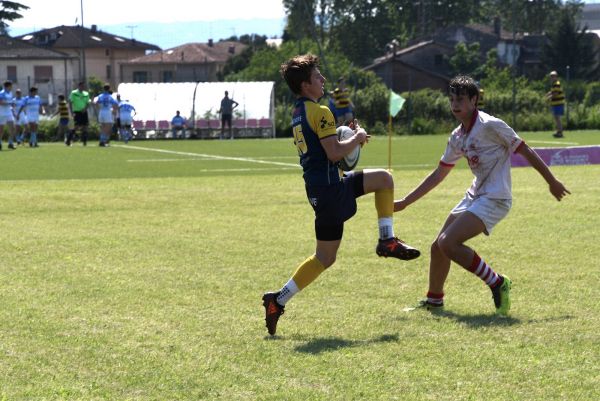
{"left": 389, "top": 91, "right": 405, "bottom": 117}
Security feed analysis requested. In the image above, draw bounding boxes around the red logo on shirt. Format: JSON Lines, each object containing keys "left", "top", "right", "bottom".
{"left": 467, "top": 155, "right": 480, "bottom": 168}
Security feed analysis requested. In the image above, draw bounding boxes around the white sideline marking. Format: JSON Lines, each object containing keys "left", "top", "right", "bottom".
{"left": 127, "top": 158, "right": 219, "bottom": 162}
{"left": 529, "top": 140, "right": 579, "bottom": 146}
{"left": 114, "top": 144, "right": 300, "bottom": 168}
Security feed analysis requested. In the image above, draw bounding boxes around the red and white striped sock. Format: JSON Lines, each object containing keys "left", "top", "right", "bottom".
{"left": 467, "top": 253, "right": 500, "bottom": 288}
{"left": 426, "top": 291, "right": 444, "bottom": 306}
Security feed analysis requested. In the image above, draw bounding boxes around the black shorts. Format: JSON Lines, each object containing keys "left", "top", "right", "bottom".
{"left": 73, "top": 111, "right": 89, "bottom": 126}
{"left": 306, "top": 171, "right": 365, "bottom": 241}
{"left": 221, "top": 113, "right": 232, "bottom": 127}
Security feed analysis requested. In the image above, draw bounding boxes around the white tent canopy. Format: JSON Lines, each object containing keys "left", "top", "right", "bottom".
{"left": 116, "top": 81, "right": 275, "bottom": 123}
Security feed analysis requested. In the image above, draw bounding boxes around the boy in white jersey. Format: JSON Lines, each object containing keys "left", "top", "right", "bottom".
{"left": 0, "top": 80, "right": 16, "bottom": 151}
{"left": 394, "top": 75, "right": 570, "bottom": 316}
{"left": 14, "top": 89, "right": 28, "bottom": 146}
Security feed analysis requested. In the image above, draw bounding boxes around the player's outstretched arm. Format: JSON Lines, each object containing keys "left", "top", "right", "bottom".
{"left": 394, "top": 164, "right": 452, "bottom": 212}
{"left": 516, "top": 143, "right": 571, "bottom": 201}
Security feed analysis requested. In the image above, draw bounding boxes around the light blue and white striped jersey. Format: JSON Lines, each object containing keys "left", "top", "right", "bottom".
{"left": 95, "top": 92, "right": 118, "bottom": 111}
{"left": 118, "top": 101, "right": 136, "bottom": 120}
{"left": 0, "top": 89, "right": 14, "bottom": 116}
{"left": 23, "top": 95, "right": 42, "bottom": 114}
{"left": 15, "top": 96, "right": 27, "bottom": 113}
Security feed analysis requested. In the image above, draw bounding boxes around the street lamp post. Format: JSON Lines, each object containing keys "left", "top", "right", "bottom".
{"left": 80, "top": 0, "right": 87, "bottom": 83}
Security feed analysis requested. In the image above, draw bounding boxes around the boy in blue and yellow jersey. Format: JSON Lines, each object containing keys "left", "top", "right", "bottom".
{"left": 262, "top": 54, "right": 420, "bottom": 336}
{"left": 332, "top": 76, "right": 354, "bottom": 126}
{"left": 546, "top": 70, "right": 565, "bottom": 138}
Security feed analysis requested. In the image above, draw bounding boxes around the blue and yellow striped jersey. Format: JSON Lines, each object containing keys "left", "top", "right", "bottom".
{"left": 292, "top": 97, "right": 338, "bottom": 186}
{"left": 333, "top": 87, "right": 351, "bottom": 109}
{"left": 550, "top": 80, "right": 565, "bottom": 106}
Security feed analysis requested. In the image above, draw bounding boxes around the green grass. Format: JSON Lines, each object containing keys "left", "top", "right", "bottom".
{"left": 0, "top": 131, "right": 599, "bottom": 400}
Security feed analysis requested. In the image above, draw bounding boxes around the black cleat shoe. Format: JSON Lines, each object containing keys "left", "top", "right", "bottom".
{"left": 8, "top": 143, "right": 15, "bottom": 149}
{"left": 403, "top": 299, "right": 445, "bottom": 313}
{"left": 376, "top": 237, "right": 420, "bottom": 260}
{"left": 262, "top": 292, "right": 284, "bottom": 336}
{"left": 553, "top": 132, "right": 564, "bottom": 138}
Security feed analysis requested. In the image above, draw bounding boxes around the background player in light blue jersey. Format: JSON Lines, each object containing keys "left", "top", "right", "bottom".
{"left": 117, "top": 94, "right": 136, "bottom": 143}
{"left": 14, "top": 89, "right": 28, "bottom": 146}
{"left": 94, "top": 84, "right": 119, "bottom": 147}
{"left": 18, "top": 87, "right": 44, "bottom": 147}
{"left": 0, "top": 80, "right": 16, "bottom": 151}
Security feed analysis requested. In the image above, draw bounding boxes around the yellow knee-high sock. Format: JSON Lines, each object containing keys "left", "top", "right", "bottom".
{"left": 375, "top": 188, "right": 395, "bottom": 239}
{"left": 375, "top": 188, "right": 394, "bottom": 218}
{"left": 291, "top": 255, "right": 326, "bottom": 290}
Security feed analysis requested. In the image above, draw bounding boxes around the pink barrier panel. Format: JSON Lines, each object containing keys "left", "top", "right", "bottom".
{"left": 511, "top": 146, "right": 600, "bottom": 167}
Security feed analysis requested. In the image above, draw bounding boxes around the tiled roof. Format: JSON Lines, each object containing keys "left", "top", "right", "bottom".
{"left": 0, "top": 35, "right": 73, "bottom": 59}
{"left": 124, "top": 41, "right": 247, "bottom": 64}
{"left": 16, "top": 25, "right": 160, "bottom": 51}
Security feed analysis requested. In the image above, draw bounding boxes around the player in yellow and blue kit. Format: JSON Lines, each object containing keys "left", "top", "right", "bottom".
{"left": 262, "top": 54, "right": 420, "bottom": 336}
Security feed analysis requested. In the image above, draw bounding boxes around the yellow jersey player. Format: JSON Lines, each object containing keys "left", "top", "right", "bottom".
{"left": 546, "top": 70, "right": 565, "bottom": 138}
{"left": 262, "top": 54, "right": 420, "bottom": 336}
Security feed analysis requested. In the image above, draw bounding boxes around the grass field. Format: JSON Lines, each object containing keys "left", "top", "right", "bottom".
{"left": 0, "top": 131, "right": 599, "bottom": 400}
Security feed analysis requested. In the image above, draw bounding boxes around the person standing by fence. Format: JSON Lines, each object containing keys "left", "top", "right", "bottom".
{"left": 218, "top": 91, "right": 239, "bottom": 139}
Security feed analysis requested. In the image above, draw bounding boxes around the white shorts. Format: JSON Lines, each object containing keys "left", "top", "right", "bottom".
{"left": 26, "top": 112, "right": 39, "bottom": 124}
{"left": 17, "top": 113, "right": 28, "bottom": 125}
{"left": 98, "top": 110, "right": 114, "bottom": 124}
{"left": 451, "top": 193, "right": 511, "bottom": 235}
{"left": 0, "top": 113, "right": 14, "bottom": 125}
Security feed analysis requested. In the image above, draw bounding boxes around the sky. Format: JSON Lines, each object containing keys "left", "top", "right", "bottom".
{"left": 6, "top": 1, "right": 600, "bottom": 49}
{"left": 7, "top": 0, "right": 287, "bottom": 49}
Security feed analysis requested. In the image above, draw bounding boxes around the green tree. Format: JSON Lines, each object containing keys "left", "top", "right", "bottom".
{"left": 543, "top": 2, "right": 599, "bottom": 80}
{"left": 0, "top": 1, "right": 28, "bottom": 34}
{"left": 282, "top": 0, "right": 317, "bottom": 42}
{"left": 448, "top": 42, "right": 482, "bottom": 77}
{"left": 217, "top": 35, "right": 268, "bottom": 81}
{"left": 476, "top": 0, "right": 564, "bottom": 35}
{"left": 227, "top": 39, "right": 353, "bottom": 102}
{"left": 87, "top": 76, "right": 104, "bottom": 98}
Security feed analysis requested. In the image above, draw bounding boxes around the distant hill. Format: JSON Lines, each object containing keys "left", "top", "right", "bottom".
{"left": 9, "top": 18, "right": 285, "bottom": 50}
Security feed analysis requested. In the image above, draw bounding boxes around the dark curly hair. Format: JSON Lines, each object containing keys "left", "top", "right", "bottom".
{"left": 448, "top": 75, "right": 479, "bottom": 100}
{"left": 280, "top": 54, "right": 320, "bottom": 95}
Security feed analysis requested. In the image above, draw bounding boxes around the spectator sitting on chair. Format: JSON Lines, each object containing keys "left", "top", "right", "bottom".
{"left": 218, "top": 90, "right": 239, "bottom": 139}
{"left": 171, "top": 110, "right": 186, "bottom": 139}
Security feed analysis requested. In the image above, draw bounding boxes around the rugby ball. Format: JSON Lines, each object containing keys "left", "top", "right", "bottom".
{"left": 337, "top": 126, "right": 361, "bottom": 171}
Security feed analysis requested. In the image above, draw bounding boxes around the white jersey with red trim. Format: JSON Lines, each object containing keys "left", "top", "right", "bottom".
{"left": 440, "top": 110, "right": 523, "bottom": 199}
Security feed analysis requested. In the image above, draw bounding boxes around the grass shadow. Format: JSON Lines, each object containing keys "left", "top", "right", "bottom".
{"left": 438, "top": 311, "right": 575, "bottom": 328}
{"left": 437, "top": 310, "right": 522, "bottom": 327}
{"left": 293, "top": 333, "right": 399, "bottom": 354}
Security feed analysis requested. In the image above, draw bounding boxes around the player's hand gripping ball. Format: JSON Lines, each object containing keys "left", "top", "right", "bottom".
{"left": 337, "top": 125, "right": 361, "bottom": 171}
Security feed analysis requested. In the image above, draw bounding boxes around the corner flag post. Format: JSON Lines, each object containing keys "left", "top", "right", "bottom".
{"left": 388, "top": 90, "right": 405, "bottom": 171}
